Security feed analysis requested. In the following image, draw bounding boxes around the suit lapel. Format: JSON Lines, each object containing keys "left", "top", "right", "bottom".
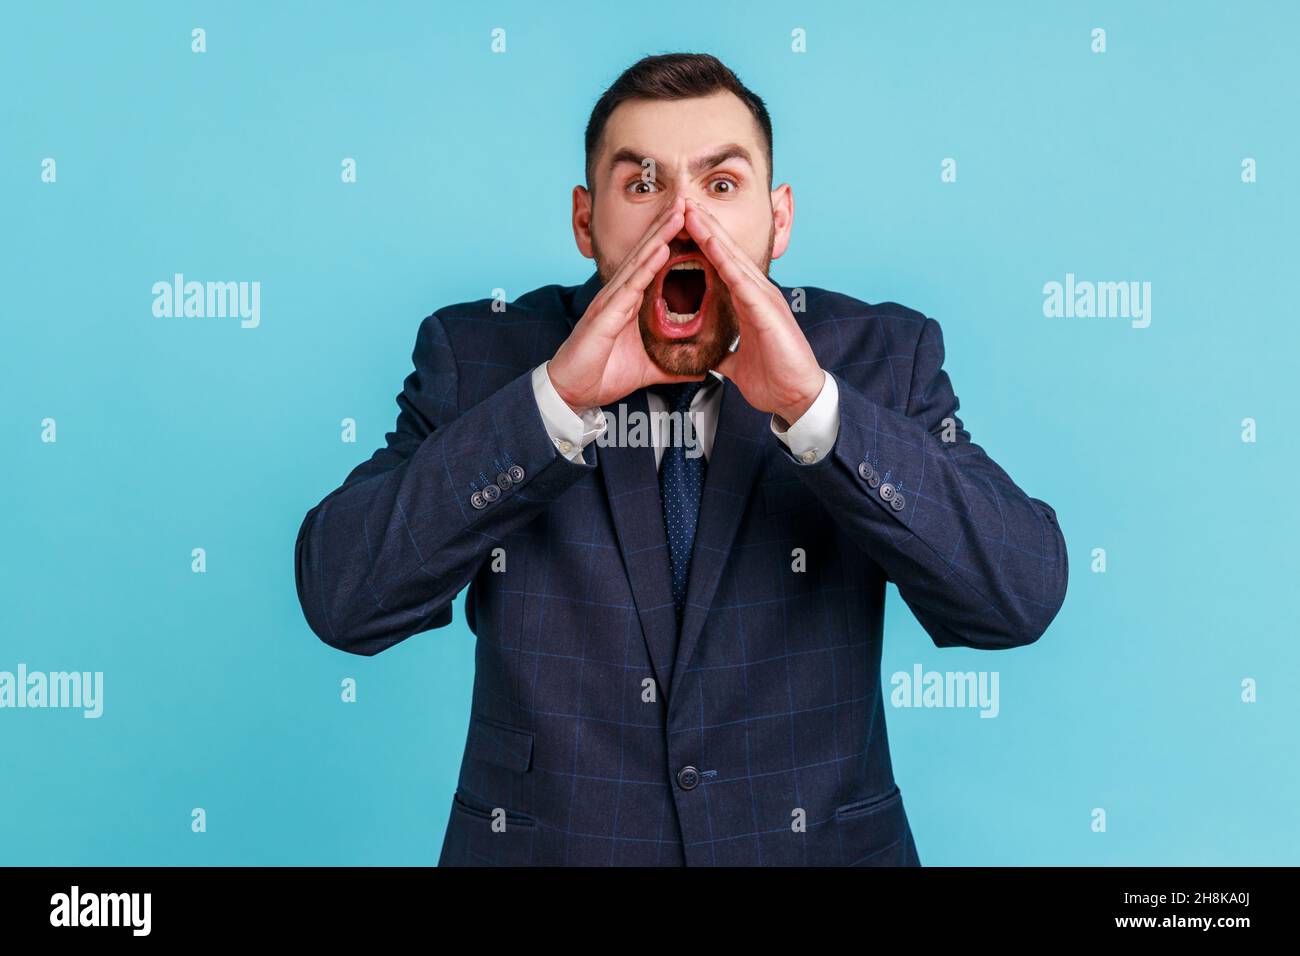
{"left": 570, "top": 272, "right": 679, "bottom": 697}
{"left": 594, "top": 389, "right": 680, "bottom": 699}
{"left": 668, "top": 378, "right": 768, "bottom": 712}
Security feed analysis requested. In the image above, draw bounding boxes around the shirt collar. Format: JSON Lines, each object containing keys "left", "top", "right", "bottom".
{"left": 707, "top": 335, "right": 738, "bottom": 385}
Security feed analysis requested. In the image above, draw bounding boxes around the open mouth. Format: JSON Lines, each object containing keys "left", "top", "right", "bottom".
{"left": 652, "top": 255, "right": 712, "bottom": 340}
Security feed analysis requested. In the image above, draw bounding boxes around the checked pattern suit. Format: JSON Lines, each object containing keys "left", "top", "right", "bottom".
{"left": 293, "top": 270, "right": 1069, "bottom": 866}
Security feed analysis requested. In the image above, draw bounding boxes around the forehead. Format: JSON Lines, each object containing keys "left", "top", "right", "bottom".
{"left": 599, "top": 91, "right": 765, "bottom": 172}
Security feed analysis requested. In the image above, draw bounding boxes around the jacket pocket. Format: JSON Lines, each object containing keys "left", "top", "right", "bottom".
{"left": 440, "top": 788, "right": 542, "bottom": 866}
{"left": 451, "top": 789, "right": 538, "bottom": 828}
{"left": 465, "top": 714, "right": 534, "bottom": 773}
{"left": 832, "top": 783, "right": 911, "bottom": 866}
{"left": 453, "top": 715, "right": 538, "bottom": 832}
{"left": 835, "top": 782, "right": 901, "bottom": 820}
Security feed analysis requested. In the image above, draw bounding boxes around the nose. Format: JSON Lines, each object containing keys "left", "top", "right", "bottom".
{"left": 668, "top": 214, "right": 695, "bottom": 253}
{"left": 668, "top": 230, "right": 697, "bottom": 257}
{"left": 660, "top": 196, "right": 697, "bottom": 255}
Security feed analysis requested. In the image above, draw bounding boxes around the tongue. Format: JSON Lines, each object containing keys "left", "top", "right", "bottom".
{"left": 663, "top": 269, "right": 706, "bottom": 314}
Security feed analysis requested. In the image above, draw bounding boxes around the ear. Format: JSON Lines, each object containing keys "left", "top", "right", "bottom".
{"left": 572, "top": 184, "right": 594, "bottom": 259}
{"left": 769, "top": 182, "right": 793, "bottom": 260}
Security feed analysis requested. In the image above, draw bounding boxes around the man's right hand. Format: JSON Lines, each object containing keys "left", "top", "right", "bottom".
{"left": 547, "top": 197, "right": 705, "bottom": 413}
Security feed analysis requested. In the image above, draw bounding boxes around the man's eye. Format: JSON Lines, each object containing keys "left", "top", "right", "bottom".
{"left": 710, "top": 178, "right": 738, "bottom": 194}
{"left": 628, "top": 180, "right": 660, "bottom": 194}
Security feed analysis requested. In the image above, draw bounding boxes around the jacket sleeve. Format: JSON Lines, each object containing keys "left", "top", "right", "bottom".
{"left": 784, "top": 315, "right": 1068, "bottom": 649}
{"left": 294, "top": 311, "right": 596, "bottom": 656}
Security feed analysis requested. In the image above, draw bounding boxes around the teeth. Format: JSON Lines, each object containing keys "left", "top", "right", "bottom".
{"left": 662, "top": 261, "right": 704, "bottom": 323}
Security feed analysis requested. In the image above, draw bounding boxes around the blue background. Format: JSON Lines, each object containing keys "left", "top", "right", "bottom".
{"left": 2, "top": 0, "right": 1296, "bottom": 865}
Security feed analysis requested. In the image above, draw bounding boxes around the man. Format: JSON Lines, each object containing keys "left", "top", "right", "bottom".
{"left": 294, "top": 53, "right": 1068, "bottom": 866}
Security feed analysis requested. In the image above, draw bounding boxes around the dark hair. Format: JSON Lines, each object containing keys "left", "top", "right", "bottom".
{"left": 584, "top": 53, "right": 773, "bottom": 194}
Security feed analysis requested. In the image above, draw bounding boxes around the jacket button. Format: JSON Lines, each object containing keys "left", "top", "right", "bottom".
{"left": 495, "top": 472, "right": 513, "bottom": 491}
{"left": 857, "top": 461, "right": 875, "bottom": 481}
{"left": 482, "top": 483, "right": 501, "bottom": 503}
{"left": 677, "top": 766, "right": 700, "bottom": 790}
{"left": 890, "top": 492, "right": 905, "bottom": 511}
{"left": 867, "top": 473, "right": 880, "bottom": 488}
{"left": 507, "top": 464, "right": 525, "bottom": 483}
{"left": 470, "top": 491, "right": 487, "bottom": 510}
{"left": 879, "top": 482, "right": 895, "bottom": 502}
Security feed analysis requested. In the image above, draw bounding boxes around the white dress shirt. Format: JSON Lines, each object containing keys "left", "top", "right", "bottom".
{"left": 529, "top": 336, "right": 840, "bottom": 469}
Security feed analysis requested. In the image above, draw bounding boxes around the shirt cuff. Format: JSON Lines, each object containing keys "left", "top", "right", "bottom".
{"left": 531, "top": 361, "right": 607, "bottom": 463}
{"left": 770, "top": 370, "right": 839, "bottom": 464}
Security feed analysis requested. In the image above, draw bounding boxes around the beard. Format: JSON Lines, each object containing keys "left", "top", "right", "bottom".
{"left": 591, "top": 215, "right": 775, "bottom": 377}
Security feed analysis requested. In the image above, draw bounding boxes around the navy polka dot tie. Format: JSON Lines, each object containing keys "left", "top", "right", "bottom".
{"left": 652, "top": 380, "right": 709, "bottom": 631}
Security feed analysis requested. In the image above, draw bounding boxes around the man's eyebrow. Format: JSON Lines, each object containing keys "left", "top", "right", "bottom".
{"left": 608, "top": 147, "right": 652, "bottom": 173}
{"left": 606, "top": 144, "right": 755, "bottom": 177}
{"left": 689, "top": 144, "right": 754, "bottom": 175}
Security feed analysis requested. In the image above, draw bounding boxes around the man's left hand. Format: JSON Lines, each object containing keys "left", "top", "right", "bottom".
{"left": 684, "top": 198, "right": 826, "bottom": 428}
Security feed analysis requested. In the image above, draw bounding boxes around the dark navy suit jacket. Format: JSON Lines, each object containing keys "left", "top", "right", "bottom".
{"left": 294, "top": 270, "right": 1068, "bottom": 866}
